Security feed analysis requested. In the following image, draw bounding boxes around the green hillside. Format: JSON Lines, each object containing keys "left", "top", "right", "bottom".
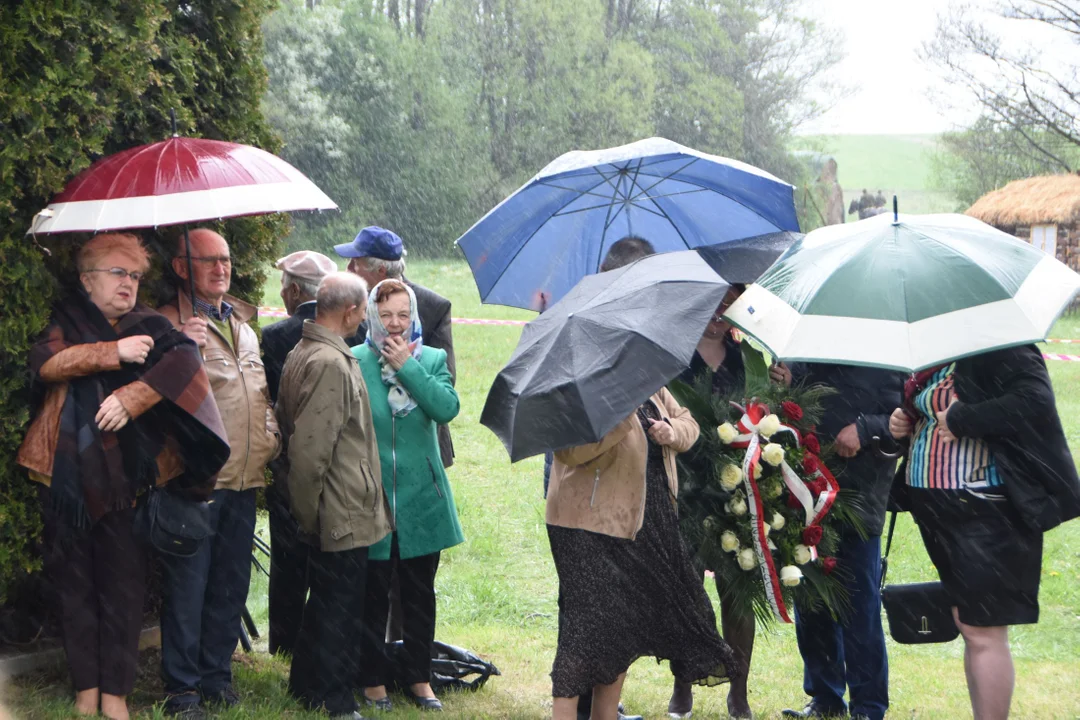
{"left": 792, "top": 134, "right": 961, "bottom": 215}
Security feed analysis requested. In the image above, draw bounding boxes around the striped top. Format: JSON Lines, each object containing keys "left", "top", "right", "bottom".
{"left": 907, "top": 364, "right": 1003, "bottom": 495}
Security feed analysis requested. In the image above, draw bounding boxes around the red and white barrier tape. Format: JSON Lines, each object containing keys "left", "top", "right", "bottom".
{"left": 258, "top": 306, "right": 527, "bottom": 326}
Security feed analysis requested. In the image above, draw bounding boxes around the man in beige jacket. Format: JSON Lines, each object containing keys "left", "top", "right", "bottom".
{"left": 276, "top": 272, "right": 392, "bottom": 719}
{"left": 157, "top": 229, "right": 281, "bottom": 718}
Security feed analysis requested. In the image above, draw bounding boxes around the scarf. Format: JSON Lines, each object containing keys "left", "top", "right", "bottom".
{"left": 902, "top": 363, "right": 949, "bottom": 421}
{"left": 365, "top": 281, "right": 424, "bottom": 416}
{"left": 28, "top": 291, "right": 230, "bottom": 528}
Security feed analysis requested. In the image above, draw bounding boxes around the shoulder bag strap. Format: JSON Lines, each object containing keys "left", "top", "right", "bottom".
{"left": 880, "top": 510, "right": 898, "bottom": 589}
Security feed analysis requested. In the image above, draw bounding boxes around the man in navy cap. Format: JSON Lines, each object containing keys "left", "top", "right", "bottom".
{"left": 334, "top": 228, "right": 455, "bottom": 471}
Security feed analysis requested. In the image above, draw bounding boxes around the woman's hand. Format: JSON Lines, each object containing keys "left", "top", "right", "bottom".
{"left": 935, "top": 399, "right": 959, "bottom": 443}
{"left": 770, "top": 362, "right": 793, "bottom": 387}
{"left": 96, "top": 394, "right": 132, "bottom": 432}
{"left": 381, "top": 335, "right": 417, "bottom": 371}
{"left": 889, "top": 408, "right": 912, "bottom": 440}
{"left": 647, "top": 418, "right": 676, "bottom": 446}
{"left": 117, "top": 335, "right": 154, "bottom": 364}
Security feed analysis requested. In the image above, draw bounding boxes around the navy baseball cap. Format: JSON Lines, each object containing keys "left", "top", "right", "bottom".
{"left": 334, "top": 226, "right": 404, "bottom": 260}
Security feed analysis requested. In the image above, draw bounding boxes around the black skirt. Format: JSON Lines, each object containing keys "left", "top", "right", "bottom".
{"left": 546, "top": 408, "right": 737, "bottom": 698}
{"left": 910, "top": 488, "right": 1042, "bottom": 627}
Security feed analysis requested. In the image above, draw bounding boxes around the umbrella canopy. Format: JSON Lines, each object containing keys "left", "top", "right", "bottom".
{"left": 457, "top": 137, "right": 799, "bottom": 311}
{"left": 724, "top": 213, "right": 1080, "bottom": 372}
{"left": 28, "top": 136, "right": 336, "bottom": 234}
{"left": 481, "top": 250, "right": 730, "bottom": 462}
{"left": 696, "top": 231, "right": 802, "bottom": 285}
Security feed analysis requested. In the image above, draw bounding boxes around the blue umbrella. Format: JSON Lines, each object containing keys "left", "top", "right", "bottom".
{"left": 456, "top": 137, "right": 799, "bottom": 311}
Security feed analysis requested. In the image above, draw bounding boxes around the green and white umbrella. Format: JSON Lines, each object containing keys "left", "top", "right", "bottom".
{"left": 725, "top": 212, "right": 1080, "bottom": 372}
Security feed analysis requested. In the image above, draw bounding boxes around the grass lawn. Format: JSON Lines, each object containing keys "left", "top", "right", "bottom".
{"left": 7, "top": 258, "right": 1080, "bottom": 718}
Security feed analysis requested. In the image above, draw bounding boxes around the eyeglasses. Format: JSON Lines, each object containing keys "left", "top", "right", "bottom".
{"left": 189, "top": 255, "right": 232, "bottom": 267}
{"left": 87, "top": 267, "right": 144, "bottom": 282}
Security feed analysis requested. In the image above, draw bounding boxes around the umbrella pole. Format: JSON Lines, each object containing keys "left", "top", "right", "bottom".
{"left": 183, "top": 225, "right": 196, "bottom": 322}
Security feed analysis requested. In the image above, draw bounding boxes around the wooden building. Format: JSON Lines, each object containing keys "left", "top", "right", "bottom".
{"left": 966, "top": 174, "right": 1080, "bottom": 271}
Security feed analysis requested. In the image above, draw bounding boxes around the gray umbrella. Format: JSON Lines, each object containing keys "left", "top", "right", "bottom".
{"left": 481, "top": 250, "right": 730, "bottom": 462}
{"left": 695, "top": 231, "right": 802, "bottom": 285}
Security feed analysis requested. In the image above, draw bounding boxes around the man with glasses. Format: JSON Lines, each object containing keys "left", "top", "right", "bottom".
{"left": 157, "top": 228, "right": 281, "bottom": 719}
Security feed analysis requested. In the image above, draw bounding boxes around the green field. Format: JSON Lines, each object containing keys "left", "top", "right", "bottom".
{"left": 8, "top": 259, "right": 1080, "bottom": 719}
{"left": 793, "top": 134, "right": 961, "bottom": 216}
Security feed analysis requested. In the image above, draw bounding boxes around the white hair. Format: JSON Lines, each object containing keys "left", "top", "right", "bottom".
{"left": 316, "top": 272, "right": 368, "bottom": 314}
{"left": 364, "top": 255, "right": 405, "bottom": 279}
{"left": 282, "top": 271, "right": 320, "bottom": 298}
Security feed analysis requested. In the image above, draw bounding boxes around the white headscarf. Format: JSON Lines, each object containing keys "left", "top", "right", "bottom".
{"left": 365, "top": 280, "right": 424, "bottom": 416}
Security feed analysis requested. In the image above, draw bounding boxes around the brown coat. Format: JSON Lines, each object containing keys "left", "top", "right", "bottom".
{"left": 275, "top": 321, "right": 392, "bottom": 552}
{"left": 18, "top": 341, "right": 166, "bottom": 483}
{"left": 158, "top": 291, "right": 280, "bottom": 491}
{"left": 546, "top": 388, "right": 699, "bottom": 540}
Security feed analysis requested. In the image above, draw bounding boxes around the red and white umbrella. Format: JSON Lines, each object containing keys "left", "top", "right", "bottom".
{"left": 28, "top": 136, "right": 336, "bottom": 235}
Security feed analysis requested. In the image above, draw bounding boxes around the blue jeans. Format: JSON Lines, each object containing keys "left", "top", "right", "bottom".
{"left": 794, "top": 531, "right": 889, "bottom": 720}
{"left": 160, "top": 488, "right": 257, "bottom": 702}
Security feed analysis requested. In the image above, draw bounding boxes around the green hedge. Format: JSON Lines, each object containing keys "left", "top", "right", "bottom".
{"left": 0, "top": 0, "right": 286, "bottom": 618}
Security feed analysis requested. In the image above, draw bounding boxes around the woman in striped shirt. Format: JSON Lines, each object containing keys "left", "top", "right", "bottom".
{"left": 890, "top": 344, "right": 1080, "bottom": 720}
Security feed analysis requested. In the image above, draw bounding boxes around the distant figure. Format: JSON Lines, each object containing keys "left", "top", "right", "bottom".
{"left": 874, "top": 190, "right": 887, "bottom": 208}
{"left": 821, "top": 158, "right": 845, "bottom": 226}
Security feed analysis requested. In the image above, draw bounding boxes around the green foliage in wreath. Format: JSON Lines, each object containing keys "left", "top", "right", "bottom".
{"left": 670, "top": 342, "right": 865, "bottom": 626}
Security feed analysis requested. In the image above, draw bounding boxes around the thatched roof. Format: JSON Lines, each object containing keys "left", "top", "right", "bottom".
{"left": 966, "top": 174, "right": 1080, "bottom": 227}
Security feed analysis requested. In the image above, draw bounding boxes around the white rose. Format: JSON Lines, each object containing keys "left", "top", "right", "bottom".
{"left": 780, "top": 565, "right": 803, "bottom": 587}
{"left": 762, "top": 443, "right": 786, "bottom": 467}
{"left": 737, "top": 548, "right": 758, "bottom": 571}
{"left": 717, "top": 422, "right": 738, "bottom": 444}
{"left": 766, "top": 481, "right": 783, "bottom": 499}
{"left": 729, "top": 497, "right": 748, "bottom": 516}
{"left": 758, "top": 414, "right": 781, "bottom": 438}
{"left": 770, "top": 513, "right": 786, "bottom": 532}
{"left": 720, "top": 464, "right": 743, "bottom": 491}
{"left": 720, "top": 531, "right": 740, "bottom": 552}
{"left": 793, "top": 544, "right": 812, "bottom": 565}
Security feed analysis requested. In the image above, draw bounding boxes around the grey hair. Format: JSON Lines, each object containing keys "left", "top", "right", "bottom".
{"left": 364, "top": 255, "right": 405, "bottom": 279}
{"left": 316, "top": 272, "right": 369, "bottom": 314}
{"left": 282, "top": 271, "right": 320, "bottom": 298}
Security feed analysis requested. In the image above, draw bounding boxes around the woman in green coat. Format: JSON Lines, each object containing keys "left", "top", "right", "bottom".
{"left": 354, "top": 279, "right": 463, "bottom": 713}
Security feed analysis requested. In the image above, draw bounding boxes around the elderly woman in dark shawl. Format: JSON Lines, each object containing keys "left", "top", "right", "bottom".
{"left": 17, "top": 233, "right": 229, "bottom": 720}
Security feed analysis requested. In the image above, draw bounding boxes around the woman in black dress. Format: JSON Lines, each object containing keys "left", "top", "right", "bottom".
{"left": 668, "top": 285, "right": 759, "bottom": 720}
{"left": 546, "top": 387, "right": 737, "bottom": 720}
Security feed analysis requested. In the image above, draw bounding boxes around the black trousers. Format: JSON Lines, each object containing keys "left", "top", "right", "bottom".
{"left": 39, "top": 486, "right": 147, "bottom": 696}
{"left": 359, "top": 535, "right": 440, "bottom": 688}
{"left": 288, "top": 545, "right": 368, "bottom": 715}
{"left": 267, "top": 485, "right": 310, "bottom": 656}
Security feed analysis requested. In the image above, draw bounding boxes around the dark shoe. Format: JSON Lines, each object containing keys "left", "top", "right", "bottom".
{"left": 781, "top": 703, "right": 847, "bottom": 719}
{"left": 850, "top": 716, "right": 871, "bottom": 720}
{"left": 403, "top": 689, "right": 443, "bottom": 712}
{"left": 163, "top": 694, "right": 206, "bottom": 720}
{"left": 364, "top": 695, "right": 393, "bottom": 712}
{"left": 330, "top": 712, "right": 369, "bottom": 720}
{"left": 203, "top": 684, "right": 241, "bottom": 707}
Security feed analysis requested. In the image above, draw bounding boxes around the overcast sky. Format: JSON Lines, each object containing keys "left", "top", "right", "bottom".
{"left": 798, "top": 0, "right": 1071, "bottom": 136}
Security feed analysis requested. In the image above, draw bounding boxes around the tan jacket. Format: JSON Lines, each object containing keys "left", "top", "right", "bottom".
{"left": 159, "top": 291, "right": 279, "bottom": 491}
{"left": 547, "top": 388, "right": 699, "bottom": 540}
{"left": 275, "top": 321, "right": 392, "bottom": 551}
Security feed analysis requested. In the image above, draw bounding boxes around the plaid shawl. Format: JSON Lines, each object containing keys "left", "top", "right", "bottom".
{"left": 29, "top": 291, "right": 229, "bottom": 528}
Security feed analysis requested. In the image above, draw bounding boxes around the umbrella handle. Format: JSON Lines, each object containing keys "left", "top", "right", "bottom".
{"left": 871, "top": 435, "right": 903, "bottom": 460}
{"left": 183, "top": 225, "right": 195, "bottom": 323}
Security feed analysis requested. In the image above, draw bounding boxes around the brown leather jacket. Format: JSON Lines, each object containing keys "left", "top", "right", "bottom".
{"left": 546, "top": 388, "right": 699, "bottom": 540}
{"left": 18, "top": 342, "right": 164, "bottom": 483}
{"left": 159, "top": 291, "right": 280, "bottom": 491}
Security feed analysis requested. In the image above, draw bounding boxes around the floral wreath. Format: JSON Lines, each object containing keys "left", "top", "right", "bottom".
{"left": 670, "top": 341, "right": 863, "bottom": 624}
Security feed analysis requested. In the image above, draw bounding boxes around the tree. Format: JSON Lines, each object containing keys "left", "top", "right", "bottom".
{"left": 0, "top": 0, "right": 285, "bottom": 614}
{"left": 923, "top": 0, "right": 1080, "bottom": 172}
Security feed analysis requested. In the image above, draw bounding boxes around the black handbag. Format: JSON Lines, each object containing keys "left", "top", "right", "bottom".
{"left": 879, "top": 511, "right": 959, "bottom": 644}
{"left": 136, "top": 486, "right": 212, "bottom": 557}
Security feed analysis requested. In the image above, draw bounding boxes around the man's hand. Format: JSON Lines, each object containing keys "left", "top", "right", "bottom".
{"left": 889, "top": 408, "right": 913, "bottom": 440}
{"left": 835, "top": 423, "right": 861, "bottom": 458}
{"left": 117, "top": 335, "right": 154, "bottom": 364}
{"left": 182, "top": 317, "right": 209, "bottom": 348}
{"left": 96, "top": 394, "right": 131, "bottom": 432}
{"left": 770, "top": 362, "right": 793, "bottom": 387}
{"left": 647, "top": 418, "right": 676, "bottom": 446}
{"left": 381, "top": 336, "right": 417, "bottom": 371}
